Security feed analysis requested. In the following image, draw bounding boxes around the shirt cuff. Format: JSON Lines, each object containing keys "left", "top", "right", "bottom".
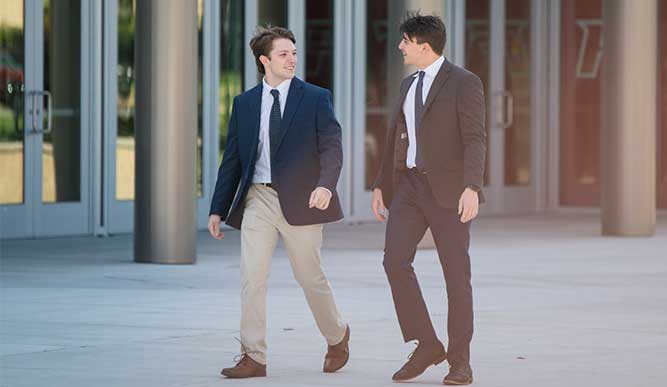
{"left": 465, "top": 184, "right": 481, "bottom": 193}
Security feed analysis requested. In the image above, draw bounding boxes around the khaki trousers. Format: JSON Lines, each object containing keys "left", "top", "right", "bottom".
{"left": 239, "top": 184, "right": 346, "bottom": 364}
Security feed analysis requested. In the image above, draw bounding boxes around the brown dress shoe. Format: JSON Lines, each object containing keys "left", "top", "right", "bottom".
{"left": 220, "top": 354, "right": 267, "bottom": 378}
{"left": 392, "top": 341, "right": 447, "bottom": 381}
{"left": 323, "top": 325, "right": 350, "bottom": 373}
{"left": 443, "top": 363, "right": 473, "bottom": 385}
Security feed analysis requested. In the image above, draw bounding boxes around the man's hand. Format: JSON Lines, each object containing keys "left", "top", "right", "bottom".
{"left": 309, "top": 187, "right": 332, "bottom": 210}
{"left": 458, "top": 188, "right": 479, "bottom": 223}
{"left": 371, "top": 188, "right": 387, "bottom": 221}
{"left": 208, "top": 214, "right": 224, "bottom": 240}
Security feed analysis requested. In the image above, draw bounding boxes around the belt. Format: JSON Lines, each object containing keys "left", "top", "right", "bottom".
{"left": 257, "top": 182, "right": 273, "bottom": 188}
{"left": 407, "top": 167, "right": 427, "bottom": 175}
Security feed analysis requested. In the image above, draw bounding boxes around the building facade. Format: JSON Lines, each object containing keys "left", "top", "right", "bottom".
{"left": 1, "top": 0, "right": 666, "bottom": 239}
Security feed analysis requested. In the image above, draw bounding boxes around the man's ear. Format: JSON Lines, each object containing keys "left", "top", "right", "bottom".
{"left": 259, "top": 54, "right": 270, "bottom": 67}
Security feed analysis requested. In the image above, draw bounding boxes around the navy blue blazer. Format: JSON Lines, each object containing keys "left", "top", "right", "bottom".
{"left": 209, "top": 77, "right": 344, "bottom": 229}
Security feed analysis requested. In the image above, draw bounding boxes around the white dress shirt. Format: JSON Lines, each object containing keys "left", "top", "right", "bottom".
{"left": 402, "top": 55, "right": 445, "bottom": 169}
{"left": 253, "top": 78, "right": 292, "bottom": 183}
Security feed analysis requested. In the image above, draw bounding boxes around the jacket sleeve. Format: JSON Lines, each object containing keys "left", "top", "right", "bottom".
{"left": 372, "top": 79, "right": 406, "bottom": 192}
{"left": 371, "top": 120, "right": 396, "bottom": 192}
{"left": 209, "top": 96, "right": 242, "bottom": 219}
{"left": 457, "top": 73, "right": 486, "bottom": 189}
{"left": 315, "top": 90, "right": 343, "bottom": 193}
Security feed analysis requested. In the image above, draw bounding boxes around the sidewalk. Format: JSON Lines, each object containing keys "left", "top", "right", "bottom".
{"left": 2, "top": 214, "right": 666, "bottom": 387}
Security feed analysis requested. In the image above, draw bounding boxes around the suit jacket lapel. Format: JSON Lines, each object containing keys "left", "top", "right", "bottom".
{"left": 390, "top": 74, "right": 415, "bottom": 126}
{"left": 275, "top": 77, "right": 305, "bottom": 156}
{"left": 246, "top": 84, "right": 262, "bottom": 159}
{"left": 422, "top": 58, "right": 452, "bottom": 116}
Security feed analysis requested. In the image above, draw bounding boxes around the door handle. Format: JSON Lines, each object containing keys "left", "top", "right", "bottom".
{"left": 27, "top": 90, "right": 52, "bottom": 134}
{"left": 493, "top": 90, "right": 514, "bottom": 129}
{"left": 28, "top": 91, "right": 39, "bottom": 133}
{"left": 505, "top": 91, "right": 514, "bottom": 129}
{"left": 42, "top": 90, "right": 52, "bottom": 134}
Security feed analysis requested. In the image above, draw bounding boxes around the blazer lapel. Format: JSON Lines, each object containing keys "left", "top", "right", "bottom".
{"left": 274, "top": 77, "right": 305, "bottom": 156}
{"left": 390, "top": 74, "right": 416, "bottom": 125}
{"left": 246, "top": 84, "right": 262, "bottom": 159}
{"left": 422, "top": 58, "right": 452, "bottom": 116}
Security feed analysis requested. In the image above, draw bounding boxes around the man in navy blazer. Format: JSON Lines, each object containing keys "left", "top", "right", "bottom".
{"left": 208, "top": 26, "right": 349, "bottom": 378}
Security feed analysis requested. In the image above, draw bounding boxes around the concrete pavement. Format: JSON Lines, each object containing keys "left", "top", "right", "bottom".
{"left": 1, "top": 214, "right": 666, "bottom": 387}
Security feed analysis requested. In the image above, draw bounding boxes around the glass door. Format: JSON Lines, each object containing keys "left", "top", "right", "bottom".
{"left": 1, "top": 0, "right": 91, "bottom": 239}
{"left": 1, "top": 0, "right": 30, "bottom": 238}
{"left": 104, "top": 0, "right": 210, "bottom": 234}
{"left": 465, "top": 0, "right": 540, "bottom": 214}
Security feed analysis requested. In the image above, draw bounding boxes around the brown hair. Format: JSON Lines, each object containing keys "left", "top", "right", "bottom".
{"left": 399, "top": 12, "right": 446, "bottom": 55}
{"left": 249, "top": 25, "right": 296, "bottom": 74}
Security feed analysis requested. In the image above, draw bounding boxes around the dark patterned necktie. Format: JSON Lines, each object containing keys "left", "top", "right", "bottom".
{"left": 269, "top": 89, "right": 281, "bottom": 158}
{"left": 414, "top": 71, "right": 426, "bottom": 171}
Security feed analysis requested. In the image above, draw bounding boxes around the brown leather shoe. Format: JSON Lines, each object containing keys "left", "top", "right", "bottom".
{"left": 392, "top": 341, "right": 447, "bottom": 381}
{"left": 443, "top": 363, "right": 473, "bottom": 385}
{"left": 323, "top": 325, "right": 350, "bottom": 373}
{"left": 220, "top": 354, "right": 266, "bottom": 378}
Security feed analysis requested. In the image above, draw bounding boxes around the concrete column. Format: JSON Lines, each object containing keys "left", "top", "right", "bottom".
{"left": 134, "top": 0, "right": 198, "bottom": 263}
{"left": 601, "top": 0, "right": 657, "bottom": 236}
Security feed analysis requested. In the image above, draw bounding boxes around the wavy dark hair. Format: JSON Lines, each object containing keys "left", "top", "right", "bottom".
{"left": 399, "top": 12, "right": 446, "bottom": 55}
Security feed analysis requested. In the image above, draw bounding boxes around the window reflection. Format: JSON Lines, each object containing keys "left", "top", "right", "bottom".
{"left": 0, "top": 0, "right": 25, "bottom": 205}
{"left": 306, "top": 0, "right": 333, "bottom": 91}
{"left": 116, "top": 0, "right": 135, "bottom": 201}
{"left": 219, "top": 0, "right": 244, "bottom": 161}
{"left": 504, "top": 0, "right": 531, "bottom": 186}
{"left": 465, "top": 0, "right": 490, "bottom": 186}
{"left": 197, "top": 0, "right": 203, "bottom": 197}
{"left": 258, "top": 0, "right": 287, "bottom": 27}
{"left": 116, "top": 0, "right": 204, "bottom": 200}
{"left": 43, "top": 0, "right": 81, "bottom": 203}
{"left": 559, "top": 0, "right": 602, "bottom": 206}
{"left": 365, "top": 0, "right": 388, "bottom": 190}
{"left": 658, "top": 0, "right": 667, "bottom": 208}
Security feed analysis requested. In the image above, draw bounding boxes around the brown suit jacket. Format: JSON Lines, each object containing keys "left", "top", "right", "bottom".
{"left": 372, "top": 58, "right": 486, "bottom": 209}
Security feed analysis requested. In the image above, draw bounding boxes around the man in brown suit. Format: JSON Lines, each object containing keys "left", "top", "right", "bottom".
{"left": 371, "top": 13, "right": 486, "bottom": 386}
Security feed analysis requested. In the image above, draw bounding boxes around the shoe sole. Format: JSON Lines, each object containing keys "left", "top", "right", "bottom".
{"left": 393, "top": 352, "right": 448, "bottom": 381}
{"left": 221, "top": 370, "right": 267, "bottom": 378}
{"left": 443, "top": 377, "right": 473, "bottom": 385}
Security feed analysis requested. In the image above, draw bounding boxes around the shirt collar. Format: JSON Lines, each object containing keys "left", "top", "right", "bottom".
{"left": 415, "top": 56, "right": 445, "bottom": 79}
{"left": 263, "top": 77, "right": 292, "bottom": 96}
